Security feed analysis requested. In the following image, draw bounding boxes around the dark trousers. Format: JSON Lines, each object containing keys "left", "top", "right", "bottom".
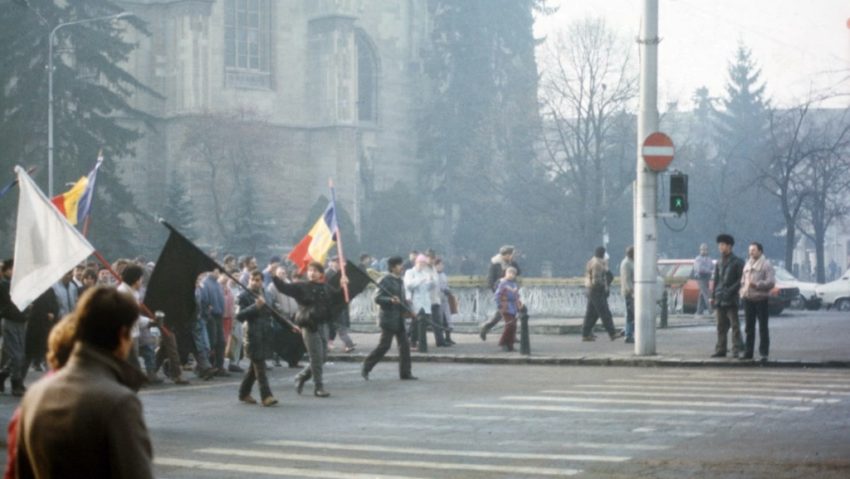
{"left": 481, "top": 310, "right": 502, "bottom": 334}
{"left": 362, "top": 328, "right": 412, "bottom": 378}
{"left": 498, "top": 313, "right": 517, "bottom": 350}
{"left": 715, "top": 305, "right": 743, "bottom": 354}
{"left": 582, "top": 287, "right": 616, "bottom": 337}
{"left": 239, "top": 358, "right": 272, "bottom": 400}
{"left": 1, "top": 320, "right": 26, "bottom": 382}
{"left": 206, "top": 316, "right": 226, "bottom": 369}
{"left": 743, "top": 299, "right": 770, "bottom": 357}
{"left": 155, "top": 329, "right": 183, "bottom": 380}
{"left": 431, "top": 304, "right": 446, "bottom": 346}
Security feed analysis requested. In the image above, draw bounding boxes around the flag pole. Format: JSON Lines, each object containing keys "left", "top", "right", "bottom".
{"left": 159, "top": 220, "right": 299, "bottom": 331}
{"left": 328, "top": 179, "right": 350, "bottom": 302}
{"left": 0, "top": 166, "right": 37, "bottom": 200}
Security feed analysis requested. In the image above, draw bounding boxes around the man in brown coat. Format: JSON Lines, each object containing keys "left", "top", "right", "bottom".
{"left": 16, "top": 287, "right": 153, "bottom": 479}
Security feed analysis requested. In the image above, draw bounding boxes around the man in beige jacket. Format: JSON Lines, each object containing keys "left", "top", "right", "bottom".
{"left": 739, "top": 242, "right": 775, "bottom": 362}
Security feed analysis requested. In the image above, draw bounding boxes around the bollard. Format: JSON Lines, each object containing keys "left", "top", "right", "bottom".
{"left": 659, "top": 290, "right": 668, "bottom": 328}
{"left": 519, "top": 307, "right": 531, "bottom": 355}
{"left": 417, "top": 314, "right": 428, "bottom": 353}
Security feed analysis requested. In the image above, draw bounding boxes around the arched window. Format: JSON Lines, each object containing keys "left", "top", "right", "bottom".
{"left": 356, "top": 32, "right": 378, "bottom": 123}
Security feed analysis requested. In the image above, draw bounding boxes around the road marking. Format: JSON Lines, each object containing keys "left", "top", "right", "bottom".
{"left": 540, "top": 390, "right": 840, "bottom": 404}
{"left": 197, "top": 448, "right": 581, "bottom": 477}
{"left": 404, "top": 412, "right": 713, "bottom": 432}
{"left": 638, "top": 371, "right": 850, "bottom": 380}
{"left": 574, "top": 384, "right": 850, "bottom": 396}
{"left": 605, "top": 378, "right": 850, "bottom": 390}
{"left": 156, "top": 457, "right": 427, "bottom": 479}
{"left": 635, "top": 373, "right": 850, "bottom": 384}
{"left": 502, "top": 396, "right": 812, "bottom": 412}
{"left": 258, "top": 439, "right": 629, "bottom": 462}
{"left": 456, "top": 403, "right": 753, "bottom": 417}
{"left": 140, "top": 369, "right": 359, "bottom": 395}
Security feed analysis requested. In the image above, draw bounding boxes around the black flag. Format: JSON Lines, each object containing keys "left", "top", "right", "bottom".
{"left": 326, "top": 260, "right": 372, "bottom": 299}
{"left": 145, "top": 223, "right": 218, "bottom": 329}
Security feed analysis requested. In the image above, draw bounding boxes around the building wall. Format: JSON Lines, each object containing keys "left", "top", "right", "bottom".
{"left": 119, "top": 0, "right": 430, "bottom": 250}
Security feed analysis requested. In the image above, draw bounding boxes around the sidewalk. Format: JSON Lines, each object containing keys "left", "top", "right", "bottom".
{"left": 331, "top": 311, "right": 850, "bottom": 369}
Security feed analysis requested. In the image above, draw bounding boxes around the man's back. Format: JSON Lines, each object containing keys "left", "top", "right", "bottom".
{"left": 17, "top": 343, "right": 152, "bottom": 479}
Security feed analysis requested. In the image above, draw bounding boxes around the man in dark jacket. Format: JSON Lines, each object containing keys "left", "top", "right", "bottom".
{"left": 0, "top": 259, "right": 27, "bottom": 395}
{"left": 362, "top": 256, "right": 416, "bottom": 380}
{"left": 711, "top": 234, "right": 745, "bottom": 358}
{"left": 16, "top": 286, "right": 153, "bottom": 479}
{"left": 236, "top": 271, "right": 278, "bottom": 407}
{"left": 479, "top": 245, "right": 521, "bottom": 341}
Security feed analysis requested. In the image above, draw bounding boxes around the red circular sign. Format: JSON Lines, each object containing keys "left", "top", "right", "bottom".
{"left": 642, "top": 132, "right": 675, "bottom": 171}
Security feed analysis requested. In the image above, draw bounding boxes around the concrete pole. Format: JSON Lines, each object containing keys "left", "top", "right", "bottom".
{"left": 634, "top": 0, "right": 659, "bottom": 355}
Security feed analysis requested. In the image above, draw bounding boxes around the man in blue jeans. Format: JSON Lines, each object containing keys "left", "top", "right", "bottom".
{"left": 198, "top": 269, "right": 228, "bottom": 377}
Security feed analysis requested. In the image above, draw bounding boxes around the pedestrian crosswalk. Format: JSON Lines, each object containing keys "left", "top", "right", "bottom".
{"left": 155, "top": 367, "right": 849, "bottom": 478}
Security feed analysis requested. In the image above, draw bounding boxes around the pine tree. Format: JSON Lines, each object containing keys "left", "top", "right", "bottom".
{"left": 418, "top": 0, "right": 545, "bottom": 263}
{"left": 0, "top": 0, "right": 157, "bottom": 256}
{"left": 227, "top": 176, "right": 275, "bottom": 259}
{"left": 162, "top": 170, "right": 197, "bottom": 241}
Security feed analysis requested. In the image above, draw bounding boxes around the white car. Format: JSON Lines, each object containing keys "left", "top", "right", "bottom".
{"left": 816, "top": 270, "right": 850, "bottom": 311}
{"left": 774, "top": 267, "right": 820, "bottom": 310}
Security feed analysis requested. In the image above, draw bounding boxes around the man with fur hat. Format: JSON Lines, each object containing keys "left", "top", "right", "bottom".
{"left": 711, "top": 234, "right": 745, "bottom": 358}
{"left": 479, "top": 246, "right": 521, "bottom": 341}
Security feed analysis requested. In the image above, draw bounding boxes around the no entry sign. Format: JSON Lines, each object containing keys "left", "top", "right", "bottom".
{"left": 642, "top": 132, "right": 674, "bottom": 172}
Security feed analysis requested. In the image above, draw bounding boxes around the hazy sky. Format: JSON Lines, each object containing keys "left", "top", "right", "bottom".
{"left": 534, "top": 0, "right": 850, "bottom": 109}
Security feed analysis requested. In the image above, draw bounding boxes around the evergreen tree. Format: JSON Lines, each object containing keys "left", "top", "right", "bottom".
{"left": 228, "top": 176, "right": 275, "bottom": 259}
{"left": 0, "top": 0, "right": 157, "bottom": 256}
{"left": 709, "top": 45, "right": 781, "bottom": 251}
{"left": 418, "top": 0, "right": 546, "bottom": 266}
{"left": 162, "top": 169, "right": 197, "bottom": 241}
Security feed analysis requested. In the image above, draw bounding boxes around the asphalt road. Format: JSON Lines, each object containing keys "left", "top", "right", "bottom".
{"left": 102, "top": 362, "right": 850, "bottom": 478}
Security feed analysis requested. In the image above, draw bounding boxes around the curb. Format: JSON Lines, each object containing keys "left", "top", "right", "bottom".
{"left": 327, "top": 352, "right": 850, "bottom": 369}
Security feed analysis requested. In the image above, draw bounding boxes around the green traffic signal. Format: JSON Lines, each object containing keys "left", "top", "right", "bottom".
{"left": 669, "top": 174, "right": 688, "bottom": 215}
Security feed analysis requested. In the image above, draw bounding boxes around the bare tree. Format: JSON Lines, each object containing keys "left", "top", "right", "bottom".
{"left": 797, "top": 108, "right": 850, "bottom": 282}
{"left": 180, "top": 109, "right": 276, "bottom": 249}
{"left": 538, "top": 18, "right": 637, "bottom": 251}
{"left": 758, "top": 103, "right": 820, "bottom": 270}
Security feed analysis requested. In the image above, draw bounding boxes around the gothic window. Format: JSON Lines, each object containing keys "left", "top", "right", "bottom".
{"left": 356, "top": 32, "right": 378, "bottom": 123}
{"left": 224, "top": 0, "right": 271, "bottom": 89}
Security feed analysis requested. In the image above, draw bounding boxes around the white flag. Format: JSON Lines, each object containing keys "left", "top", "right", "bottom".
{"left": 11, "top": 166, "right": 95, "bottom": 311}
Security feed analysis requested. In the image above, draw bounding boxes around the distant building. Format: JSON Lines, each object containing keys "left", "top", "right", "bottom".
{"left": 118, "top": 0, "right": 431, "bottom": 248}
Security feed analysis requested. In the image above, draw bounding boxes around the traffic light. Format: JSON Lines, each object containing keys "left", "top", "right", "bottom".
{"left": 670, "top": 173, "right": 688, "bottom": 215}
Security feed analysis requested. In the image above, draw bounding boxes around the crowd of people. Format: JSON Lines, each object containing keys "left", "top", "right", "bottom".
{"left": 0, "top": 235, "right": 782, "bottom": 477}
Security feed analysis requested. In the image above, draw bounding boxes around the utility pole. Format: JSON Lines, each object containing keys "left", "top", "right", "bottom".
{"left": 634, "top": 0, "right": 659, "bottom": 355}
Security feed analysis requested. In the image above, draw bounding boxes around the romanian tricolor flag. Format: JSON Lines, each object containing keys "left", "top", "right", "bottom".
{"left": 287, "top": 202, "right": 337, "bottom": 273}
{"left": 51, "top": 156, "right": 102, "bottom": 226}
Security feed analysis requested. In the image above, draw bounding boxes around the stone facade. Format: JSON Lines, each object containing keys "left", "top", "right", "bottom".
{"left": 118, "top": 0, "right": 430, "bottom": 250}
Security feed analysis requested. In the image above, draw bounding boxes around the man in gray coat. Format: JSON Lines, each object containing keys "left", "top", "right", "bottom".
{"left": 16, "top": 286, "right": 153, "bottom": 479}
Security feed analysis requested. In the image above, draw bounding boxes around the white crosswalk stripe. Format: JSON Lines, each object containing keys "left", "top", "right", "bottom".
{"left": 605, "top": 378, "right": 850, "bottom": 389}
{"left": 540, "top": 389, "right": 840, "bottom": 404}
{"left": 156, "top": 457, "right": 428, "bottom": 479}
{"left": 196, "top": 447, "right": 583, "bottom": 476}
{"left": 573, "top": 383, "right": 850, "bottom": 396}
{"left": 501, "top": 395, "right": 813, "bottom": 411}
{"left": 258, "top": 439, "right": 629, "bottom": 462}
{"left": 456, "top": 402, "right": 754, "bottom": 417}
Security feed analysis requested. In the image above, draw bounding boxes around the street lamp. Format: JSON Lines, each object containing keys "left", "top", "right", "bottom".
{"left": 48, "top": 11, "right": 133, "bottom": 197}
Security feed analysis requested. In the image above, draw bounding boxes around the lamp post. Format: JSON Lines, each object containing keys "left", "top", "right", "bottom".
{"left": 48, "top": 11, "right": 132, "bottom": 197}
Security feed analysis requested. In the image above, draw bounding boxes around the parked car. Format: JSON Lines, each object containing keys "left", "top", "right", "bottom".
{"left": 773, "top": 267, "right": 820, "bottom": 310}
{"left": 658, "top": 259, "right": 799, "bottom": 315}
{"left": 815, "top": 270, "right": 850, "bottom": 311}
